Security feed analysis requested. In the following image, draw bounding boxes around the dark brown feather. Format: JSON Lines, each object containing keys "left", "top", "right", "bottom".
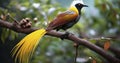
{"left": 46, "top": 10, "right": 79, "bottom": 31}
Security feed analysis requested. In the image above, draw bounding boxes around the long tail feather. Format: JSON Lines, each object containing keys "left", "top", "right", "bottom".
{"left": 11, "top": 28, "right": 47, "bottom": 63}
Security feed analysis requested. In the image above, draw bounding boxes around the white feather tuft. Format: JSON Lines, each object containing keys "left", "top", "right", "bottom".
{"left": 71, "top": 0, "right": 84, "bottom": 7}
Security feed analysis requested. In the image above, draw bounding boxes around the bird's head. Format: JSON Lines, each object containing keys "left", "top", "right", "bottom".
{"left": 75, "top": 3, "right": 88, "bottom": 10}
{"left": 69, "top": 0, "right": 88, "bottom": 14}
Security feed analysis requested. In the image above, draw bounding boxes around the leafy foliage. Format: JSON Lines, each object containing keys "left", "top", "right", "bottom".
{"left": 0, "top": 0, "right": 120, "bottom": 63}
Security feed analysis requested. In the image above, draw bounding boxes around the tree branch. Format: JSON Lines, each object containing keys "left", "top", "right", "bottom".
{"left": 0, "top": 19, "right": 120, "bottom": 63}
{"left": 0, "top": 19, "right": 37, "bottom": 34}
{"left": 96, "top": 42, "right": 120, "bottom": 59}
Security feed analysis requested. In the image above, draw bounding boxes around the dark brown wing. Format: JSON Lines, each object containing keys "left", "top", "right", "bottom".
{"left": 46, "top": 10, "right": 78, "bottom": 31}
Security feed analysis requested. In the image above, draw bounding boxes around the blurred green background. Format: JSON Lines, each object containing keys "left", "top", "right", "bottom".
{"left": 0, "top": 0, "right": 120, "bottom": 63}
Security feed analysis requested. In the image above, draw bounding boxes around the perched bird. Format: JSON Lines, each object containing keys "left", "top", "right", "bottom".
{"left": 11, "top": 0, "right": 88, "bottom": 63}
{"left": 47, "top": 1, "right": 88, "bottom": 31}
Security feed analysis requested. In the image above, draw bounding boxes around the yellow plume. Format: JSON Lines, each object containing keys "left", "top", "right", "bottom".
{"left": 11, "top": 28, "right": 47, "bottom": 63}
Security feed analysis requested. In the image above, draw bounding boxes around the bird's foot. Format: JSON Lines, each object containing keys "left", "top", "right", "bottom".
{"left": 60, "top": 32, "right": 70, "bottom": 40}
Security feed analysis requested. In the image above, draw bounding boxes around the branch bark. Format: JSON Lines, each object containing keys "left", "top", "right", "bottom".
{"left": 96, "top": 42, "right": 120, "bottom": 59}
{"left": 0, "top": 19, "right": 120, "bottom": 63}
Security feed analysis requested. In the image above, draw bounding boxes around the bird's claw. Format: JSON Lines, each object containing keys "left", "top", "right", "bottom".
{"left": 60, "top": 32, "right": 70, "bottom": 40}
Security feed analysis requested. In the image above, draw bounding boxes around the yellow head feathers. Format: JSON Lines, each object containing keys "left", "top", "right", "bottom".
{"left": 69, "top": 0, "right": 84, "bottom": 14}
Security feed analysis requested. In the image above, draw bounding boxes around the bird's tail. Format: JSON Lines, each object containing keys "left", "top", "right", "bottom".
{"left": 11, "top": 28, "right": 47, "bottom": 63}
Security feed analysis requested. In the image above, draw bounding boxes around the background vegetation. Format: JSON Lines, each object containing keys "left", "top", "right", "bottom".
{"left": 0, "top": 0, "right": 120, "bottom": 63}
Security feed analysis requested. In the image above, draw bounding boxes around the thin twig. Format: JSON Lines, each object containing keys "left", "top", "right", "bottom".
{"left": 7, "top": 13, "right": 20, "bottom": 25}
{"left": 74, "top": 43, "right": 79, "bottom": 63}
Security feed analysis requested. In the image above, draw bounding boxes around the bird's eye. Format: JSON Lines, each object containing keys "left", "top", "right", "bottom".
{"left": 78, "top": 3, "right": 81, "bottom": 5}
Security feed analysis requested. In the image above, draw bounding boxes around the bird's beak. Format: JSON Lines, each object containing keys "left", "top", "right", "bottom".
{"left": 83, "top": 5, "right": 88, "bottom": 7}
